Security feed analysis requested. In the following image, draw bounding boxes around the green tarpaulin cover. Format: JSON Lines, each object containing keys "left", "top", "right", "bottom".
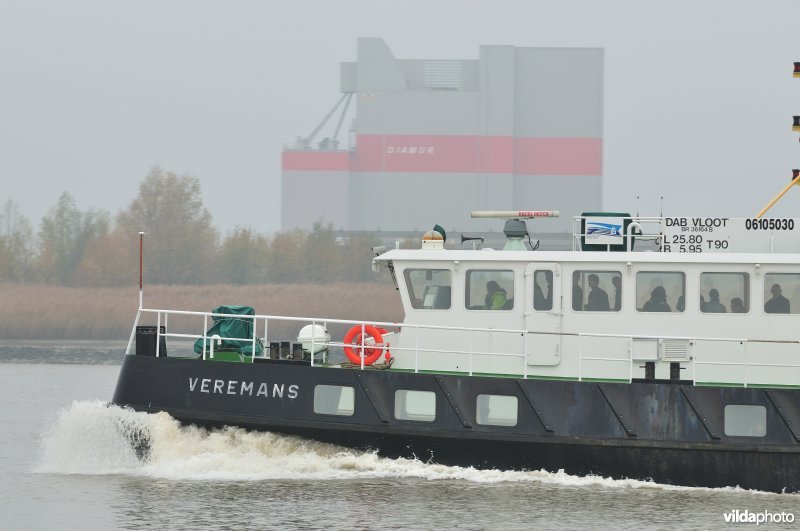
{"left": 193, "top": 305, "right": 263, "bottom": 355}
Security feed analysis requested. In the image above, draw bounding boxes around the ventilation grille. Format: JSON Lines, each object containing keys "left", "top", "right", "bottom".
{"left": 660, "top": 340, "right": 691, "bottom": 362}
{"left": 424, "top": 61, "right": 462, "bottom": 89}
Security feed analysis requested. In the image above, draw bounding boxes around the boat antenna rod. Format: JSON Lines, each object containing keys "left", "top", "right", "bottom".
{"left": 754, "top": 170, "right": 800, "bottom": 218}
{"left": 139, "top": 231, "right": 144, "bottom": 310}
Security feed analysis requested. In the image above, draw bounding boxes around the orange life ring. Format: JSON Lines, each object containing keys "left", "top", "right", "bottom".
{"left": 343, "top": 325, "right": 390, "bottom": 365}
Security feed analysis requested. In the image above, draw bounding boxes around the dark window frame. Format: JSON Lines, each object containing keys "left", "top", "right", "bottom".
{"left": 403, "top": 268, "right": 452, "bottom": 310}
{"left": 635, "top": 271, "right": 686, "bottom": 313}
{"left": 465, "top": 269, "right": 515, "bottom": 311}
{"left": 571, "top": 270, "right": 622, "bottom": 313}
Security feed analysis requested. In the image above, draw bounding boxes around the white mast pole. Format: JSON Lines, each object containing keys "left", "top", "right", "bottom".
{"left": 139, "top": 232, "right": 144, "bottom": 310}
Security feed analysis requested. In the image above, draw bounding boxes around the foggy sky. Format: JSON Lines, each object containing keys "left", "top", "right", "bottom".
{"left": 2, "top": 0, "right": 799, "bottom": 235}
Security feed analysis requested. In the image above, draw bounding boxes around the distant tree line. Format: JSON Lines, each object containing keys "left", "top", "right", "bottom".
{"left": 0, "top": 167, "right": 382, "bottom": 286}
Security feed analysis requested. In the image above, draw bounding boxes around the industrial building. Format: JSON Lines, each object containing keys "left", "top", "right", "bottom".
{"left": 281, "top": 38, "right": 603, "bottom": 234}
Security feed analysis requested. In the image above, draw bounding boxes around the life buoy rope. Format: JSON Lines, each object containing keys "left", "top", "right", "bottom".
{"left": 343, "top": 325, "right": 391, "bottom": 366}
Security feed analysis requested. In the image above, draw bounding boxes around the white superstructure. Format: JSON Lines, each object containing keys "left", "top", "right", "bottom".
{"left": 373, "top": 215, "right": 800, "bottom": 387}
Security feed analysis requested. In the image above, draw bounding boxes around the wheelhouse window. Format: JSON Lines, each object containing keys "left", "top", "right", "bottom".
{"left": 466, "top": 270, "right": 514, "bottom": 310}
{"left": 724, "top": 405, "right": 766, "bottom": 437}
{"left": 404, "top": 269, "right": 452, "bottom": 310}
{"left": 476, "top": 394, "right": 518, "bottom": 426}
{"left": 764, "top": 273, "right": 800, "bottom": 314}
{"left": 313, "top": 385, "right": 355, "bottom": 416}
{"left": 700, "top": 273, "right": 749, "bottom": 313}
{"left": 636, "top": 272, "right": 685, "bottom": 312}
{"left": 533, "top": 270, "right": 553, "bottom": 311}
{"left": 572, "top": 271, "right": 621, "bottom": 312}
{"left": 395, "top": 390, "right": 436, "bottom": 422}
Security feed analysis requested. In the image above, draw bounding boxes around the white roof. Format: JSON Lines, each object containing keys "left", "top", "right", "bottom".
{"left": 375, "top": 249, "right": 800, "bottom": 266}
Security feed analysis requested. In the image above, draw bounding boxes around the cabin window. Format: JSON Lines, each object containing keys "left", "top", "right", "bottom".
{"left": 700, "top": 273, "right": 749, "bottom": 313}
{"left": 724, "top": 405, "right": 766, "bottom": 437}
{"left": 636, "top": 272, "right": 685, "bottom": 312}
{"left": 395, "top": 389, "right": 436, "bottom": 422}
{"left": 533, "top": 270, "right": 553, "bottom": 311}
{"left": 465, "top": 270, "right": 514, "bottom": 310}
{"left": 313, "top": 385, "right": 355, "bottom": 416}
{"left": 572, "top": 271, "right": 621, "bottom": 312}
{"left": 404, "top": 269, "right": 452, "bottom": 310}
{"left": 763, "top": 273, "right": 800, "bottom": 314}
{"left": 476, "top": 394, "right": 518, "bottom": 426}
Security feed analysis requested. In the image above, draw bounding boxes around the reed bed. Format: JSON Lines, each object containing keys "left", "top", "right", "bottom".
{"left": 0, "top": 283, "right": 403, "bottom": 341}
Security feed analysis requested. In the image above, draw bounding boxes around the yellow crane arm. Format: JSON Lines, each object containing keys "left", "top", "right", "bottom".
{"left": 755, "top": 170, "right": 800, "bottom": 218}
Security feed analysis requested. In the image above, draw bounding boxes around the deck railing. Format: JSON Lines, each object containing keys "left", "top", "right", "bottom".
{"left": 573, "top": 331, "right": 800, "bottom": 386}
{"left": 126, "top": 308, "right": 800, "bottom": 387}
{"left": 126, "top": 307, "right": 531, "bottom": 373}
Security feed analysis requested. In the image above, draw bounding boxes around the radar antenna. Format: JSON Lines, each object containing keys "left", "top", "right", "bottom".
{"left": 470, "top": 210, "right": 558, "bottom": 250}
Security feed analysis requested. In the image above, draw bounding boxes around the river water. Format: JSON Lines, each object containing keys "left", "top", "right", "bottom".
{"left": 1, "top": 342, "right": 798, "bottom": 530}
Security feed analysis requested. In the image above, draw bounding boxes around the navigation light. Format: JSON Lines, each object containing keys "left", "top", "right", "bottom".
{"left": 422, "top": 228, "right": 445, "bottom": 249}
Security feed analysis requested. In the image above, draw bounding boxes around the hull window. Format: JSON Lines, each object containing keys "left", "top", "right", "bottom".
{"left": 395, "top": 390, "right": 436, "bottom": 422}
{"left": 724, "top": 405, "right": 767, "bottom": 437}
{"left": 313, "top": 385, "right": 355, "bottom": 416}
{"left": 476, "top": 394, "right": 518, "bottom": 426}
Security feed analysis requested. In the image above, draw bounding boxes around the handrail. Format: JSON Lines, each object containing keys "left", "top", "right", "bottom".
{"left": 136, "top": 307, "right": 528, "bottom": 335}
{"left": 128, "top": 307, "right": 531, "bottom": 374}
{"left": 574, "top": 331, "right": 800, "bottom": 386}
{"left": 128, "top": 307, "right": 800, "bottom": 387}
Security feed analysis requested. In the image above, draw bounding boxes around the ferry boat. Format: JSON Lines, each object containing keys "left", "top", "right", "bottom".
{"left": 112, "top": 211, "right": 800, "bottom": 493}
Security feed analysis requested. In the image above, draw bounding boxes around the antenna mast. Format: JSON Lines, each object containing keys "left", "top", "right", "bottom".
{"left": 139, "top": 232, "right": 144, "bottom": 310}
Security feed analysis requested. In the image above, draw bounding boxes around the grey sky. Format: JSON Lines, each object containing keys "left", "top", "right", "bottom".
{"left": 1, "top": 0, "right": 798, "bottom": 234}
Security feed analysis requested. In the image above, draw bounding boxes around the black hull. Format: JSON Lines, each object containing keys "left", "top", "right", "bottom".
{"left": 111, "top": 355, "right": 800, "bottom": 493}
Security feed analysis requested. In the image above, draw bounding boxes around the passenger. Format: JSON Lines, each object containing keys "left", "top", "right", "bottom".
{"left": 612, "top": 276, "right": 621, "bottom": 311}
{"left": 676, "top": 295, "right": 685, "bottom": 312}
{"left": 572, "top": 271, "right": 583, "bottom": 311}
{"left": 585, "top": 274, "right": 610, "bottom": 311}
{"left": 764, "top": 283, "right": 791, "bottom": 313}
{"left": 703, "top": 289, "right": 726, "bottom": 313}
{"left": 730, "top": 297, "right": 745, "bottom": 313}
{"left": 642, "top": 285, "right": 671, "bottom": 312}
{"left": 534, "top": 272, "right": 553, "bottom": 310}
{"left": 485, "top": 280, "right": 508, "bottom": 310}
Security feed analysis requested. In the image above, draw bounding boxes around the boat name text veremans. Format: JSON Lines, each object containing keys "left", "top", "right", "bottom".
{"left": 189, "top": 378, "right": 299, "bottom": 399}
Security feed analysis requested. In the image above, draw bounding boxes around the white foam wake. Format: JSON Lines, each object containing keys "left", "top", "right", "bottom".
{"left": 34, "top": 401, "right": 770, "bottom": 494}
